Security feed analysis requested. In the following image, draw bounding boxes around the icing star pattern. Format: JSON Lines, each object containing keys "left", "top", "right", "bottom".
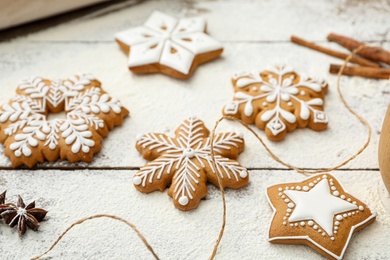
{"left": 267, "top": 174, "right": 376, "bottom": 260}
{"left": 115, "top": 11, "right": 223, "bottom": 79}
{"left": 134, "top": 116, "right": 248, "bottom": 211}
{"left": 223, "top": 65, "right": 328, "bottom": 141}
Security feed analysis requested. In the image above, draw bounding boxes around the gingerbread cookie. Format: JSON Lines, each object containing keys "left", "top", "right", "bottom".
{"left": 115, "top": 11, "right": 223, "bottom": 79}
{"left": 223, "top": 65, "right": 328, "bottom": 141}
{"left": 134, "top": 116, "right": 248, "bottom": 211}
{"left": 267, "top": 174, "right": 376, "bottom": 260}
{"left": 0, "top": 74, "right": 129, "bottom": 167}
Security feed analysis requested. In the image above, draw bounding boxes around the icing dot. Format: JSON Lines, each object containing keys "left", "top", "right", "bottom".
{"left": 353, "top": 201, "right": 357, "bottom": 205}
{"left": 314, "top": 180, "right": 317, "bottom": 184}
{"left": 278, "top": 192, "right": 282, "bottom": 196}
{"left": 262, "top": 102, "right": 267, "bottom": 107}
{"left": 347, "top": 198, "right": 351, "bottom": 202}
{"left": 317, "top": 178, "right": 321, "bottom": 181}
{"left": 352, "top": 212, "right": 355, "bottom": 215}
{"left": 283, "top": 222, "right": 287, "bottom": 225}
{"left": 343, "top": 214, "right": 347, "bottom": 218}
{"left": 282, "top": 195, "right": 286, "bottom": 199}
{"left": 133, "top": 176, "right": 142, "bottom": 185}
{"left": 239, "top": 170, "right": 248, "bottom": 178}
{"left": 359, "top": 206, "right": 364, "bottom": 211}
{"left": 334, "top": 231, "right": 338, "bottom": 234}
{"left": 252, "top": 87, "right": 258, "bottom": 91}
{"left": 287, "top": 209, "right": 292, "bottom": 213}
{"left": 286, "top": 213, "right": 290, "bottom": 216}
{"left": 333, "top": 191, "right": 340, "bottom": 196}
{"left": 322, "top": 175, "right": 327, "bottom": 179}
{"left": 288, "top": 203, "right": 295, "bottom": 208}
{"left": 284, "top": 199, "right": 290, "bottom": 203}
{"left": 335, "top": 221, "right": 340, "bottom": 226}
{"left": 290, "top": 186, "right": 295, "bottom": 190}
{"left": 283, "top": 216, "right": 287, "bottom": 220}
{"left": 309, "top": 182, "right": 314, "bottom": 187}
{"left": 341, "top": 195, "right": 346, "bottom": 199}
{"left": 334, "top": 226, "right": 338, "bottom": 230}
{"left": 300, "top": 90, "right": 305, "bottom": 95}
{"left": 331, "top": 186, "right": 336, "bottom": 191}
{"left": 178, "top": 196, "right": 189, "bottom": 206}
{"left": 287, "top": 102, "right": 293, "bottom": 107}
{"left": 330, "top": 182, "right": 334, "bottom": 186}
{"left": 296, "top": 186, "right": 302, "bottom": 191}
{"left": 294, "top": 223, "right": 298, "bottom": 227}
{"left": 98, "top": 122, "right": 104, "bottom": 128}
{"left": 318, "top": 229, "right": 322, "bottom": 233}
{"left": 285, "top": 187, "right": 289, "bottom": 190}
{"left": 336, "top": 215, "right": 343, "bottom": 221}
{"left": 313, "top": 225, "right": 318, "bottom": 230}
{"left": 308, "top": 221, "right": 314, "bottom": 226}
{"left": 290, "top": 224, "right": 294, "bottom": 227}
{"left": 278, "top": 187, "right": 283, "bottom": 192}
{"left": 15, "top": 150, "right": 21, "bottom": 157}
{"left": 300, "top": 221, "right": 305, "bottom": 226}
{"left": 348, "top": 213, "right": 352, "bottom": 216}
{"left": 322, "top": 232, "right": 326, "bottom": 237}
{"left": 303, "top": 186, "right": 309, "bottom": 191}
{"left": 331, "top": 237, "right": 335, "bottom": 241}
{"left": 183, "top": 148, "right": 195, "bottom": 158}
{"left": 136, "top": 133, "right": 143, "bottom": 141}
{"left": 49, "top": 143, "right": 56, "bottom": 150}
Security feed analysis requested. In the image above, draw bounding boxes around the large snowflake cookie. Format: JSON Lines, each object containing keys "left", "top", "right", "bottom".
{"left": 115, "top": 11, "right": 223, "bottom": 79}
{"left": 134, "top": 116, "right": 248, "bottom": 211}
{"left": 267, "top": 174, "right": 376, "bottom": 260}
{"left": 223, "top": 65, "right": 329, "bottom": 141}
{"left": 0, "top": 74, "right": 129, "bottom": 167}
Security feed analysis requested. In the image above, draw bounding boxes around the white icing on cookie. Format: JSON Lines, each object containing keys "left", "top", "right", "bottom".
{"left": 115, "top": 11, "right": 222, "bottom": 75}
{"left": 284, "top": 179, "right": 357, "bottom": 236}
{"left": 225, "top": 65, "right": 328, "bottom": 136}
{"left": 1, "top": 74, "right": 124, "bottom": 156}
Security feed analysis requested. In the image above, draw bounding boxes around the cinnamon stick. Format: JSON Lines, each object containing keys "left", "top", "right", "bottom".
{"left": 328, "top": 33, "right": 390, "bottom": 65}
{"left": 329, "top": 64, "right": 390, "bottom": 79}
{"left": 291, "top": 35, "right": 380, "bottom": 68}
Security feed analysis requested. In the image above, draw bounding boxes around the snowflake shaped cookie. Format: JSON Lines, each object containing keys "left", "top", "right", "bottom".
{"left": 0, "top": 74, "right": 129, "bottom": 167}
{"left": 115, "top": 11, "right": 223, "bottom": 79}
{"left": 134, "top": 117, "right": 248, "bottom": 211}
{"left": 267, "top": 174, "right": 376, "bottom": 260}
{"left": 223, "top": 65, "right": 328, "bottom": 141}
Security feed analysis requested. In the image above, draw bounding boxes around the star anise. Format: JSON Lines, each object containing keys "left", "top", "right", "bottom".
{"left": 1, "top": 195, "right": 48, "bottom": 236}
{"left": 0, "top": 191, "right": 14, "bottom": 219}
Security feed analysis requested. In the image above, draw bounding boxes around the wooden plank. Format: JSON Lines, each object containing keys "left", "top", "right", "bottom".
{"left": 0, "top": 169, "right": 386, "bottom": 259}
{"left": 22, "top": 0, "right": 390, "bottom": 42}
{"left": 0, "top": 41, "right": 388, "bottom": 169}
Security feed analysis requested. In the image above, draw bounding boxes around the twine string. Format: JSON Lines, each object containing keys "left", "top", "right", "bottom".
{"left": 31, "top": 214, "right": 159, "bottom": 260}
{"left": 32, "top": 46, "right": 370, "bottom": 260}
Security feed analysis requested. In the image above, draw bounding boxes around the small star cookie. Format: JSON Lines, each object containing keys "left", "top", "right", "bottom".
{"left": 133, "top": 116, "right": 248, "bottom": 211}
{"left": 0, "top": 74, "right": 129, "bottom": 167}
{"left": 223, "top": 65, "right": 328, "bottom": 141}
{"left": 115, "top": 11, "right": 223, "bottom": 79}
{"left": 266, "top": 174, "right": 376, "bottom": 260}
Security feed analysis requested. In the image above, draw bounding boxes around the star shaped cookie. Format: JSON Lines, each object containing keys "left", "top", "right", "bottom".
{"left": 115, "top": 11, "right": 223, "bottom": 79}
{"left": 267, "top": 174, "right": 376, "bottom": 260}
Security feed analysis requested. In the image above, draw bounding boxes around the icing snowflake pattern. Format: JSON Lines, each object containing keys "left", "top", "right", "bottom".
{"left": 223, "top": 65, "right": 328, "bottom": 141}
{"left": 0, "top": 74, "right": 129, "bottom": 167}
{"left": 115, "top": 11, "right": 222, "bottom": 76}
{"left": 134, "top": 117, "right": 248, "bottom": 211}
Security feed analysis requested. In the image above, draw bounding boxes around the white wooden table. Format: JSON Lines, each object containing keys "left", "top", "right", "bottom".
{"left": 0, "top": 0, "right": 390, "bottom": 259}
